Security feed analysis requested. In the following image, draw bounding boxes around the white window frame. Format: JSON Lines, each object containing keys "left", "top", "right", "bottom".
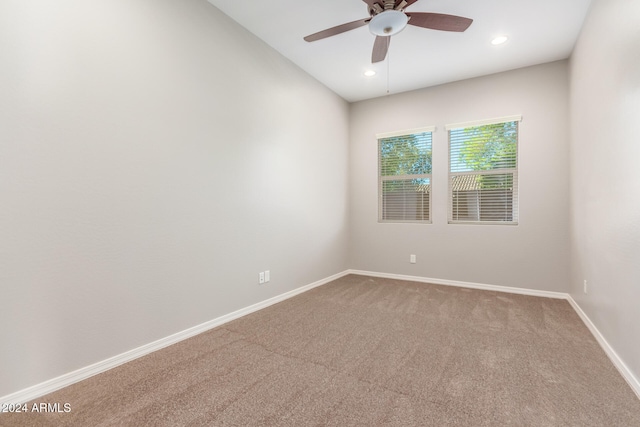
{"left": 377, "top": 126, "right": 435, "bottom": 224}
{"left": 445, "top": 116, "right": 521, "bottom": 225}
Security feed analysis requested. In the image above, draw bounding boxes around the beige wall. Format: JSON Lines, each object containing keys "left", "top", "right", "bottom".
{"left": 0, "top": 0, "right": 349, "bottom": 396}
{"left": 349, "top": 61, "right": 570, "bottom": 292}
{"left": 569, "top": 0, "right": 640, "bottom": 384}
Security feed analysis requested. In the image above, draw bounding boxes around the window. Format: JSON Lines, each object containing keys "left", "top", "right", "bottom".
{"left": 378, "top": 127, "right": 433, "bottom": 223}
{"left": 446, "top": 116, "right": 520, "bottom": 224}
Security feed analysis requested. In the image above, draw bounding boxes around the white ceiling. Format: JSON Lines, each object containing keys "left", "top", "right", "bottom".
{"left": 207, "top": 0, "right": 592, "bottom": 102}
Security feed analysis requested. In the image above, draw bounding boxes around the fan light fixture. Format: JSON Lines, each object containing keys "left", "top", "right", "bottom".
{"left": 364, "top": 70, "right": 376, "bottom": 77}
{"left": 369, "top": 10, "right": 409, "bottom": 36}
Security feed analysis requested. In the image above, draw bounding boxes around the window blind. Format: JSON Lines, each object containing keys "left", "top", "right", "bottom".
{"left": 379, "top": 130, "right": 432, "bottom": 223}
{"left": 448, "top": 120, "right": 519, "bottom": 224}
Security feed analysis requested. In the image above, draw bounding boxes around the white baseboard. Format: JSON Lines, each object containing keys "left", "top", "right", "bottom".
{"left": 3, "top": 269, "right": 638, "bottom": 405}
{"left": 0, "top": 270, "right": 350, "bottom": 406}
{"left": 347, "top": 269, "right": 569, "bottom": 299}
{"left": 566, "top": 296, "right": 640, "bottom": 399}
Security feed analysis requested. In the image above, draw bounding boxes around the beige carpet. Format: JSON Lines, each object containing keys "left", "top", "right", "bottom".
{"left": 3, "top": 274, "right": 640, "bottom": 426}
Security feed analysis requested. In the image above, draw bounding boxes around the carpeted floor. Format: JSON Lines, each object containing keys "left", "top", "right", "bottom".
{"left": 3, "top": 274, "right": 640, "bottom": 426}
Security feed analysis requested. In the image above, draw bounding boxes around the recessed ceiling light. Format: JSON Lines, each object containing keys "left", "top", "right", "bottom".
{"left": 364, "top": 70, "right": 376, "bottom": 77}
{"left": 491, "top": 36, "right": 508, "bottom": 45}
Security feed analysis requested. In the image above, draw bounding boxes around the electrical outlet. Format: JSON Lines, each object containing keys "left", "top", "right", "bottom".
{"left": 265, "top": 270, "right": 270, "bottom": 283}
{"left": 259, "top": 272, "right": 265, "bottom": 284}
{"left": 583, "top": 280, "right": 587, "bottom": 294}
{"left": 410, "top": 254, "right": 416, "bottom": 264}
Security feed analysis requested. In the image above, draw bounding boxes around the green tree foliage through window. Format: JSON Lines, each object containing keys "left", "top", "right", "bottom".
{"left": 379, "top": 131, "right": 432, "bottom": 222}
{"left": 451, "top": 121, "right": 517, "bottom": 172}
{"left": 380, "top": 134, "right": 432, "bottom": 176}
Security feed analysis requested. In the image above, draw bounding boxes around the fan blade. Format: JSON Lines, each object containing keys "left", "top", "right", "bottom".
{"left": 403, "top": 0, "right": 419, "bottom": 8}
{"left": 372, "top": 36, "right": 390, "bottom": 63}
{"left": 406, "top": 13, "right": 473, "bottom": 32}
{"left": 304, "top": 18, "right": 369, "bottom": 42}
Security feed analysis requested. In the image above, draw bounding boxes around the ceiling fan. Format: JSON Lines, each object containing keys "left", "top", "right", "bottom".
{"left": 304, "top": 0, "right": 473, "bottom": 63}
